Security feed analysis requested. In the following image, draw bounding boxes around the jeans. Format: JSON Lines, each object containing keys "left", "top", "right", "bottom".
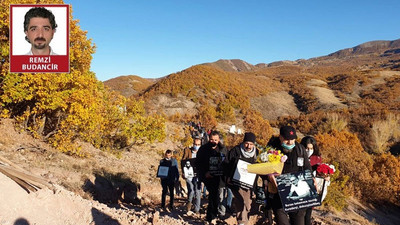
{"left": 186, "top": 177, "right": 202, "bottom": 212}
{"left": 202, "top": 183, "right": 207, "bottom": 198}
{"left": 226, "top": 187, "right": 233, "bottom": 208}
{"left": 217, "top": 187, "right": 233, "bottom": 215}
{"left": 218, "top": 187, "right": 226, "bottom": 216}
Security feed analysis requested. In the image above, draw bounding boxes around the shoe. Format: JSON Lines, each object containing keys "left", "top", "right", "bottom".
{"left": 186, "top": 202, "right": 192, "bottom": 212}
{"left": 193, "top": 210, "right": 200, "bottom": 217}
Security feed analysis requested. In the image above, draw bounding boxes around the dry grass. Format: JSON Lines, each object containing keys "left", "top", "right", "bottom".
{"left": 371, "top": 113, "right": 400, "bottom": 154}
{"left": 250, "top": 91, "right": 300, "bottom": 121}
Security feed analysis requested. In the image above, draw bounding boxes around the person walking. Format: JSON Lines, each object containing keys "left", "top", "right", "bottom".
{"left": 265, "top": 126, "right": 312, "bottom": 225}
{"left": 181, "top": 137, "right": 202, "bottom": 214}
{"left": 195, "top": 131, "right": 228, "bottom": 224}
{"left": 158, "top": 150, "right": 179, "bottom": 211}
{"left": 225, "top": 132, "right": 259, "bottom": 225}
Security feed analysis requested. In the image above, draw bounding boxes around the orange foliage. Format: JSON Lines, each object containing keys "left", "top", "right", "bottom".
{"left": 367, "top": 153, "right": 400, "bottom": 204}
{"left": 243, "top": 110, "right": 273, "bottom": 145}
{"left": 315, "top": 130, "right": 400, "bottom": 206}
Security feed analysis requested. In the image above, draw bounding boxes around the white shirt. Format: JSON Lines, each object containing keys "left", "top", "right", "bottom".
{"left": 26, "top": 47, "right": 57, "bottom": 55}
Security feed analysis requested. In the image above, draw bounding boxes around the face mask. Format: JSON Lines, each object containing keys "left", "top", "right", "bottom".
{"left": 281, "top": 143, "right": 295, "bottom": 151}
{"left": 210, "top": 142, "right": 218, "bottom": 147}
{"left": 307, "top": 149, "right": 314, "bottom": 157}
{"left": 193, "top": 145, "right": 200, "bottom": 151}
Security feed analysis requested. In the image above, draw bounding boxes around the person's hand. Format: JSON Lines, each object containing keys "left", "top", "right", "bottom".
{"left": 268, "top": 174, "right": 278, "bottom": 189}
{"left": 182, "top": 175, "right": 185, "bottom": 179}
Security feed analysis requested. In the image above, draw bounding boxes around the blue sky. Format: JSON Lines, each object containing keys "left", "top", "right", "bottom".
{"left": 64, "top": 0, "right": 400, "bottom": 81}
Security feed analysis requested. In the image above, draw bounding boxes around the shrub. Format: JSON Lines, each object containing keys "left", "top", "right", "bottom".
{"left": 315, "top": 130, "right": 373, "bottom": 200}
{"left": 370, "top": 113, "right": 400, "bottom": 154}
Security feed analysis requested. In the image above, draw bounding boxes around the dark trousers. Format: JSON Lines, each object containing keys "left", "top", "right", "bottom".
{"left": 304, "top": 207, "right": 312, "bottom": 225}
{"left": 204, "top": 178, "right": 220, "bottom": 222}
{"left": 161, "top": 179, "right": 175, "bottom": 208}
{"left": 269, "top": 193, "right": 306, "bottom": 225}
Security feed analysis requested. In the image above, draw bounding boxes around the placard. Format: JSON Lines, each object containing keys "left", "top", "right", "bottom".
{"left": 9, "top": 4, "right": 70, "bottom": 73}
{"left": 232, "top": 159, "right": 257, "bottom": 189}
{"left": 276, "top": 170, "right": 320, "bottom": 212}
{"left": 157, "top": 165, "right": 169, "bottom": 178}
{"left": 182, "top": 158, "right": 197, "bottom": 178}
{"left": 209, "top": 156, "right": 223, "bottom": 176}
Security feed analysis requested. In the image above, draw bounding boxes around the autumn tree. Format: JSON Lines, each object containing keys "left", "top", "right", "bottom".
{"left": 0, "top": 0, "right": 165, "bottom": 155}
{"left": 243, "top": 110, "right": 273, "bottom": 145}
{"left": 315, "top": 131, "right": 373, "bottom": 200}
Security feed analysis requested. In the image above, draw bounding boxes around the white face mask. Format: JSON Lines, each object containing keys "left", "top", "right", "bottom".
{"left": 307, "top": 149, "right": 314, "bottom": 157}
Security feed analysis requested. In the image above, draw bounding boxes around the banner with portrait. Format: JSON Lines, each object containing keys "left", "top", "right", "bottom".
{"left": 276, "top": 170, "right": 320, "bottom": 212}
{"left": 181, "top": 158, "right": 197, "bottom": 178}
{"left": 209, "top": 156, "right": 224, "bottom": 176}
{"left": 231, "top": 159, "right": 257, "bottom": 189}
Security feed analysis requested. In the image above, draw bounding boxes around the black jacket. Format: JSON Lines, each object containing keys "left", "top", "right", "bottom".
{"left": 159, "top": 158, "right": 179, "bottom": 183}
{"left": 225, "top": 144, "right": 259, "bottom": 190}
{"left": 267, "top": 136, "right": 312, "bottom": 174}
{"left": 195, "top": 142, "right": 228, "bottom": 186}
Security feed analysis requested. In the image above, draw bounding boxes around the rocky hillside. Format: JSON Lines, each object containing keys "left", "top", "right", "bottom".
{"left": 103, "top": 75, "right": 155, "bottom": 97}
{"left": 327, "top": 39, "right": 400, "bottom": 58}
{"left": 202, "top": 59, "right": 257, "bottom": 72}
{"left": 106, "top": 39, "right": 400, "bottom": 120}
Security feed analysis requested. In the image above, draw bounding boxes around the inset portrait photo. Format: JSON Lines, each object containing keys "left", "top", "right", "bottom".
{"left": 10, "top": 4, "right": 69, "bottom": 73}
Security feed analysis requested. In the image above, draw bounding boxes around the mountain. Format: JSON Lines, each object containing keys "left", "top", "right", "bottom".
{"left": 106, "top": 39, "right": 400, "bottom": 99}
{"left": 201, "top": 59, "right": 257, "bottom": 72}
{"left": 327, "top": 39, "right": 400, "bottom": 58}
{"left": 103, "top": 75, "right": 155, "bottom": 97}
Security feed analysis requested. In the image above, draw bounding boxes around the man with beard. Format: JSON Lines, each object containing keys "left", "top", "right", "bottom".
{"left": 265, "top": 126, "right": 312, "bottom": 225}
{"left": 225, "top": 132, "right": 259, "bottom": 225}
{"left": 195, "top": 130, "right": 228, "bottom": 224}
{"left": 24, "top": 7, "right": 57, "bottom": 55}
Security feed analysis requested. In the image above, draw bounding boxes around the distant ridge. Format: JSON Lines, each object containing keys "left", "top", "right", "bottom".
{"left": 202, "top": 59, "right": 256, "bottom": 72}
{"left": 105, "top": 38, "right": 400, "bottom": 98}
{"left": 327, "top": 39, "right": 400, "bottom": 58}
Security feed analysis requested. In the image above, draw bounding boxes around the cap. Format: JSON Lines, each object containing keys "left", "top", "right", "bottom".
{"left": 243, "top": 132, "right": 256, "bottom": 143}
{"left": 280, "top": 126, "right": 297, "bottom": 140}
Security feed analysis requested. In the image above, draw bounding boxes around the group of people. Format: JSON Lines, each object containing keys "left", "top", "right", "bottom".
{"left": 158, "top": 126, "right": 328, "bottom": 225}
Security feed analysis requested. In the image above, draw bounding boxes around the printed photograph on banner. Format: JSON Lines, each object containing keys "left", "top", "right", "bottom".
{"left": 276, "top": 170, "right": 320, "bottom": 212}
{"left": 181, "top": 158, "right": 197, "bottom": 178}
{"left": 9, "top": 4, "right": 69, "bottom": 73}
{"left": 232, "top": 159, "right": 257, "bottom": 189}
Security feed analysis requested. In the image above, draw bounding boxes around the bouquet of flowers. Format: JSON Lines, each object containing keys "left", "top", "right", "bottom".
{"left": 247, "top": 145, "right": 288, "bottom": 175}
{"left": 316, "top": 163, "right": 335, "bottom": 178}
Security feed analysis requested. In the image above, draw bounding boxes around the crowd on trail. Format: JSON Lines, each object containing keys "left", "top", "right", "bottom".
{"left": 157, "top": 124, "right": 333, "bottom": 225}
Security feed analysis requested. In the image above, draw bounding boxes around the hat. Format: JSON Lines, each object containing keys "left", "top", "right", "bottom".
{"left": 280, "top": 126, "right": 297, "bottom": 140}
{"left": 243, "top": 132, "right": 256, "bottom": 143}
